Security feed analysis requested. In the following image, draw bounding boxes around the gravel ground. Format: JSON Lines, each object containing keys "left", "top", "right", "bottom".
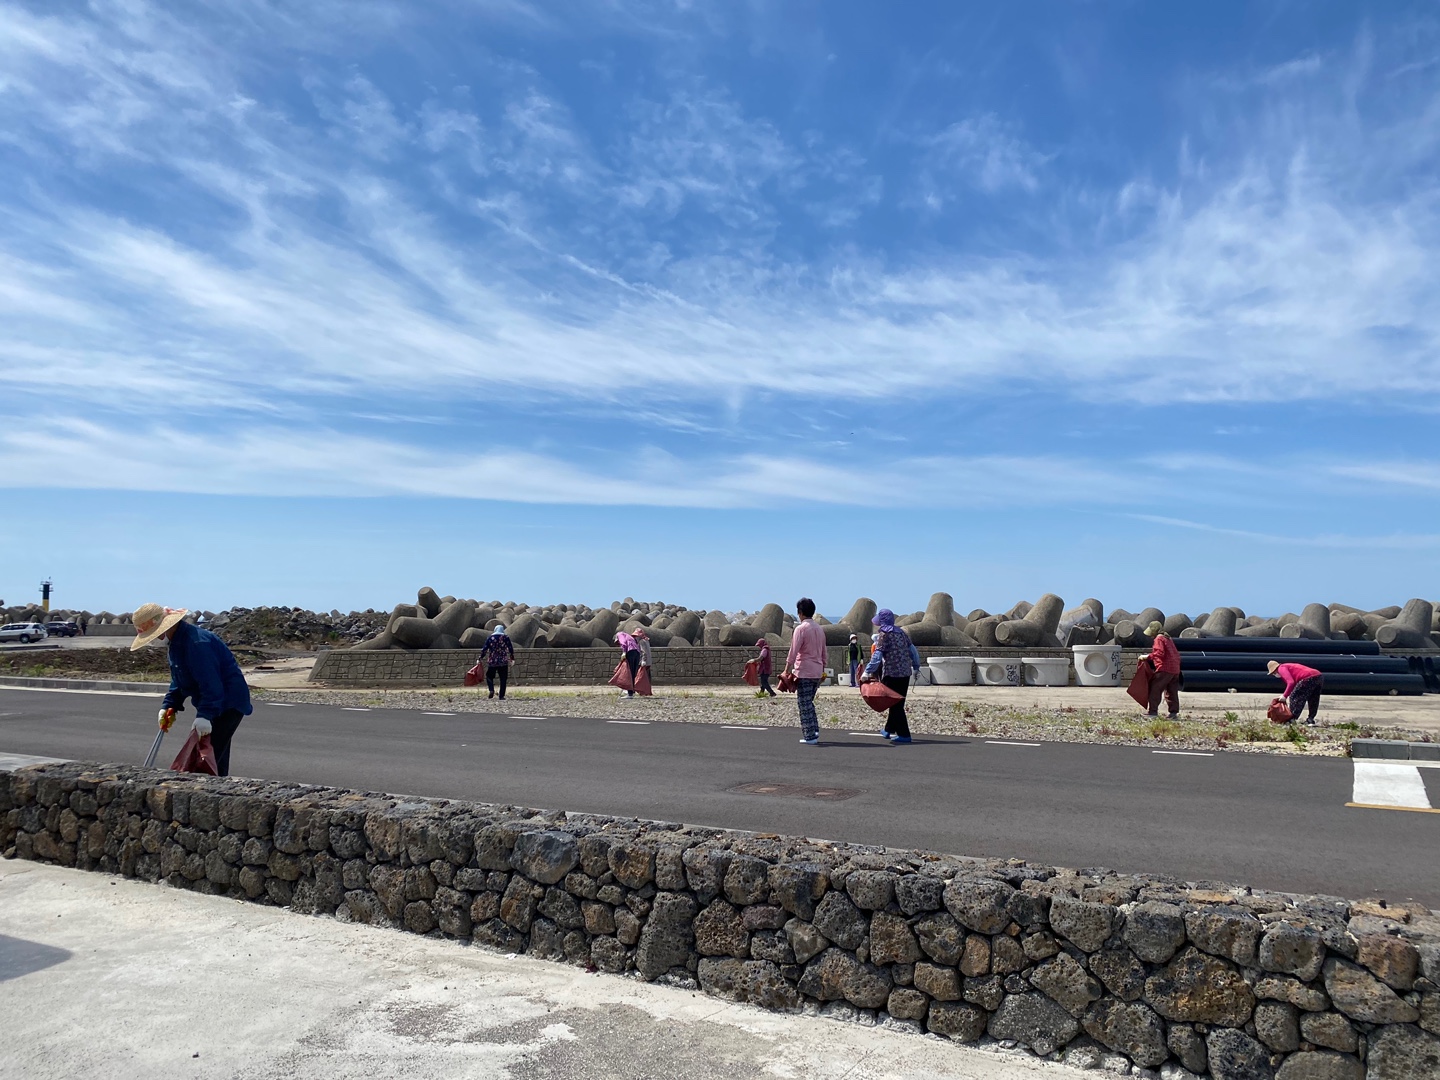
{"left": 257, "top": 683, "right": 1435, "bottom": 756}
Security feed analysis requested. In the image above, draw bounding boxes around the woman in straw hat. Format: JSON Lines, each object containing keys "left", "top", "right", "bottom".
{"left": 132, "top": 603, "right": 252, "bottom": 776}
{"left": 1268, "top": 660, "right": 1324, "bottom": 724}
{"left": 1139, "top": 621, "right": 1182, "bottom": 719}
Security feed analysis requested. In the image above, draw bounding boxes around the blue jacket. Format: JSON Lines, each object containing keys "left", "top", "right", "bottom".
{"left": 162, "top": 622, "right": 253, "bottom": 721}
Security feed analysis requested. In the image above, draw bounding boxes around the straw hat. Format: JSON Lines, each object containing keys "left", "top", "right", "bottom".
{"left": 130, "top": 603, "right": 188, "bottom": 651}
{"left": 1145, "top": 621, "right": 1165, "bottom": 637}
{"left": 1266, "top": 660, "right": 1280, "bottom": 674}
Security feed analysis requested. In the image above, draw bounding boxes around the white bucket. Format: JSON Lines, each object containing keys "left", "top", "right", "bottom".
{"left": 1023, "top": 657, "right": 1070, "bottom": 687}
{"left": 927, "top": 656, "right": 975, "bottom": 685}
{"left": 974, "top": 658, "right": 1022, "bottom": 686}
{"left": 1072, "top": 644, "right": 1123, "bottom": 687}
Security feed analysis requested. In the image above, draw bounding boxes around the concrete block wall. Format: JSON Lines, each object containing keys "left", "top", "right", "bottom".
{"left": 4, "top": 760, "right": 1436, "bottom": 1078}
{"left": 309, "top": 646, "right": 1120, "bottom": 688}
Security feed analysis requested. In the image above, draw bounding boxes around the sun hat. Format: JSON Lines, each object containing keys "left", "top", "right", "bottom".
{"left": 755, "top": 637, "right": 767, "bottom": 647}
{"left": 872, "top": 609, "right": 896, "bottom": 632}
{"left": 849, "top": 633, "right": 858, "bottom": 641}
{"left": 130, "top": 603, "right": 188, "bottom": 651}
{"left": 1266, "top": 660, "right": 1280, "bottom": 674}
{"left": 1145, "top": 621, "right": 1164, "bottom": 637}
{"left": 634, "top": 628, "right": 648, "bottom": 639}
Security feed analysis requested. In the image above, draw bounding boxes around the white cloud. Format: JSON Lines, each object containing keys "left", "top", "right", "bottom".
{"left": 922, "top": 113, "right": 1049, "bottom": 196}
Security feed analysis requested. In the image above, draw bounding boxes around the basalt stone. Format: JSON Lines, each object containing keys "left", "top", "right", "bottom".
{"left": 1023, "top": 931, "right": 1061, "bottom": 962}
{"left": 509, "top": 831, "right": 579, "bottom": 885}
{"left": 634, "top": 892, "right": 698, "bottom": 980}
{"left": 1274, "top": 1051, "right": 1363, "bottom": 1080}
{"left": 500, "top": 875, "right": 542, "bottom": 932}
{"left": 1259, "top": 924, "right": 1326, "bottom": 982}
{"left": 987, "top": 991, "right": 1081, "bottom": 1056}
{"left": 749, "top": 930, "right": 793, "bottom": 964}
{"left": 694, "top": 899, "right": 749, "bottom": 959}
{"left": 608, "top": 843, "right": 654, "bottom": 889}
{"left": 1051, "top": 895, "right": 1116, "bottom": 952}
{"left": 846, "top": 870, "right": 896, "bottom": 911}
{"left": 913, "top": 962, "right": 961, "bottom": 1001}
{"left": 469, "top": 892, "right": 499, "bottom": 924}
{"left": 1322, "top": 958, "right": 1418, "bottom": 1023}
{"left": 960, "top": 932, "right": 990, "bottom": 976}
{"left": 1365, "top": 1024, "right": 1440, "bottom": 1080}
{"left": 473, "top": 917, "right": 525, "bottom": 953}
{"left": 1254, "top": 1000, "right": 1301, "bottom": 1052}
{"left": 887, "top": 987, "right": 929, "bottom": 1022}
{"left": 403, "top": 900, "right": 437, "bottom": 934}
{"left": 927, "top": 1002, "right": 988, "bottom": 1042}
{"left": 784, "top": 918, "right": 828, "bottom": 964}
{"left": 1030, "top": 951, "right": 1103, "bottom": 1017}
{"left": 1168, "top": 1024, "right": 1208, "bottom": 1075}
{"left": 797, "top": 949, "right": 892, "bottom": 1009}
{"left": 614, "top": 908, "right": 641, "bottom": 947}
{"left": 741, "top": 904, "right": 787, "bottom": 932}
{"left": 1145, "top": 947, "right": 1255, "bottom": 1026}
{"left": 944, "top": 877, "right": 1015, "bottom": 934}
{"left": 869, "top": 913, "right": 921, "bottom": 965}
{"left": 682, "top": 847, "right": 730, "bottom": 903}
{"left": 1356, "top": 933, "right": 1419, "bottom": 990}
{"left": 1090, "top": 946, "right": 1148, "bottom": 1001}
{"left": 1082, "top": 999, "right": 1168, "bottom": 1068}
{"left": 697, "top": 958, "right": 799, "bottom": 1011}
{"left": 961, "top": 973, "right": 1008, "bottom": 1013}
{"left": 579, "top": 834, "right": 614, "bottom": 878}
{"left": 1186, "top": 907, "right": 1263, "bottom": 966}
{"left": 812, "top": 890, "right": 868, "bottom": 951}
{"left": 1125, "top": 902, "right": 1188, "bottom": 964}
{"left": 1205, "top": 1028, "right": 1274, "bottom": 1080}
{"left": 914, "top": 912, "right": 965, "bottom": 966}
{"left": 990, "top": 934, "right": 1026, "bottom": 975}
{"left": 537, "top": 886, "right": 584, "bottom": 930}
{"left": 1299, "top": 1012, "right": 1358, "bottom": 1052}
{"left": 723, "top": 855, "right": 771, "bottom": 906}
{"left": 1254, "top": 975, "right": 1330, "bottom": 1012}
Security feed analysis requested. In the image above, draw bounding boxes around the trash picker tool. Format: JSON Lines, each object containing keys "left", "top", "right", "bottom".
{"left": 145, "top": 708, "right": 177, "bottom": 767}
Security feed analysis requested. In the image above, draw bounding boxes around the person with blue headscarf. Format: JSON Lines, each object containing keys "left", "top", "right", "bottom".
{"left": 482, "top": 625, "right": 515, "bottom": 699}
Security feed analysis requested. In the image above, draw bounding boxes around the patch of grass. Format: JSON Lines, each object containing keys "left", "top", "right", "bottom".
{"left": 824, "top": 714, "right": 842, "bottom": 727}
{"left": 1332, "top": 721, "right": 1360, "bottom": 731}
{"left": 1148, "top": 719, "right": 1181, "bottom": 740}
{"left": 1280, "top": 724, "right": 1310, "bottom": 749}
{"left": 1222, "top": 711, "right": 1239, "bottom": 725}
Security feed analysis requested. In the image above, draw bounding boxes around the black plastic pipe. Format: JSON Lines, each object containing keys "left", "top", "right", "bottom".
{"left": 1174, "top": 637, "right": 1381, "bottom": 656}
{"left": 1178, "top": 671, "right": 1426, "bottom": 695}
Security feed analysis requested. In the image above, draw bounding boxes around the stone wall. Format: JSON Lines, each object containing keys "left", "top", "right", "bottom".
{"left": 309, "top": 646, "right": 1105, "bottom": 687}
{"left": 4, "top": 760, "right": 1436, "bottom": 1079}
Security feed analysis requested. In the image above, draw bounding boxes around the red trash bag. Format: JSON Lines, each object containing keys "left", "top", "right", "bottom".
{"left": 776, "top": 671, "right": 798, "bottom": 693}
{"left": 1267, "top": 697, "right": 1293, "bottom": 724}
{"left": 742, "top": 659, "right": 760, "bottom": 687}
{"left": 170, "top": 730, "right": 218, "bottom": 775}
{"left": 634, "top": 666, "right": 653, "bottom": 697}
{"left": 1127, "top": 658, "right": 1154, "bottom": 708}
{"left": 860, "top": 680, "right": 903, "bottom": 713}
{"left": 608, "top": 660, "right": 635, "bottom": 692}
{"left": 464, "top": 661, "right": 483, "bottom": 687}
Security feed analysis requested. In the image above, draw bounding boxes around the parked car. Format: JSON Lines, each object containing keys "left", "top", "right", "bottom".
{"left": 44, "top": 621, "right": 79, "bottom": 638}
{"left": 0, "top": 622, "right": 49, "bottom": 643}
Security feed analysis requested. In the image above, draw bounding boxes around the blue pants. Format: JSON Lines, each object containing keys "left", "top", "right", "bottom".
{"left": 797, "top": 678, "right": 821, "bottom": 739}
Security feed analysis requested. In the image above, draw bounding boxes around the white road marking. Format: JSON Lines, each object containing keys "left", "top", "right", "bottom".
{"left": 0, "top": 752, "right": 67, "bottom": 770}
{"left": 341, "top": 707, "right": 370, "bottom": 712}
{"left": 607, "top": 720, "right": 649, "bottom": 725}
{"left": 268, "top": 702, "right": 296, "bottom": 708}
{"left": 423, "top": 712, "right": 454, "bottom": 716}
{"left": 1351, "top": 761, "right": 1433, "bottom": 810}
{"left": 986, "top": 740, "right": 1041, "bottom": 747}
{"left": 509, "top": 715, "right": 548, "bottom": 720}
{"left": 848, "top": 732, "right": 889, "bottom": 737}
{"left": 0, "top": 685, "right": 162, "bottom": 698}
{"left": 721, "top": 726, "right": 766, "bottom": 730}
{"left": 1153, "top": 750, "right": 1214, "bottom": 757}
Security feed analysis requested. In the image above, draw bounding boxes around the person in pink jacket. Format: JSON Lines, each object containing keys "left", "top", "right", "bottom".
{"left": 784, "top": 597, "right": 827, "bottom": 744}
{"left": 1268, "top": 661, "right": 1324, "bottom": 724}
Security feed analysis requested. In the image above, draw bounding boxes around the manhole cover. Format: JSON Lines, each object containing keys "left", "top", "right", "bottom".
{"left": 727, "top": 781, "right": 863, "bottom": 801}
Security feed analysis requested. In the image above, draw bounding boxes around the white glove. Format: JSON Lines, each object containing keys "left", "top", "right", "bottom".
{"left": 193, "top": 716, "right": 213, "bottom": 737}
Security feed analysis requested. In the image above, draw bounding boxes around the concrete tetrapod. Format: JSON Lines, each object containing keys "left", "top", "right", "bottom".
{"left": 506, "top": 613, "right": 542, "bottom": 648}
{"left": 390, "top": 617, "right": 442, "bottom": 649}
{"left": 431, "top": 599, "right": 476, "bottom": 641}
{"left": 751, "top": 604, "right": 786, "bottom": 637}
{"left": 995, "top": 594, "right": 1064, "bottom": 648}
{"left": 1376, "top": 598, "right": 1437, "bottom": 650}
{"left": 968, "top": 616, "right": 1003, "bottom": 649}
{"left": 1280, "top": 603, "right": 1331, "bottom": 640}
{"left": 925, "top": 593, "right": 956, "bottom": 629}
{"left": 416, "top": 587, "right": 442, "bottom": 618}
{"left": 667, "top": 611, "right": 702, "bottom": 645}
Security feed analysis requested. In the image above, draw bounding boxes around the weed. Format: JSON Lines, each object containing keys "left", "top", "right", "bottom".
{"left": 1098, "top": 725, "right": 1117, "bottom": 737}
{"left": 1332, "top": 721, "right": 1360, "bottom": 731}
{"left": 1241, "top": 719, "right": 1266, "bottom": 743}
{"left": 1148, "top": 720, "right": 1180, "bottom": 740}
{"left": 1222, "top": 711, "right": 1239, "bottom": 725}
{"left": 825, "top": 715, "right": 841, "bottom": 727}
{"left": 1080, "top": 719, "right": 1093, "bottom": 732}
{"left": 1280, "top": 724, "right": 1309, "bottom": 749}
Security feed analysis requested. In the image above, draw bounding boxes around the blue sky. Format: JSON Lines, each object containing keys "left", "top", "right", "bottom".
{"left": 1, "top": 1, "right": 1438, "bottom": 618}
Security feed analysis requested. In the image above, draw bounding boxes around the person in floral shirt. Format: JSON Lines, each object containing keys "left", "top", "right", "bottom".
{"left": 482, "top": 626, "right": 515, "bottom": 700}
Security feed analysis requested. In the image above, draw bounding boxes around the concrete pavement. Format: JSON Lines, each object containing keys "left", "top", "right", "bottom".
{"left": 0, "top": 860, "right": 1089, "bottom": 1080}
{"left": 1, "top": 687, "right": 1437, "bottom": 905}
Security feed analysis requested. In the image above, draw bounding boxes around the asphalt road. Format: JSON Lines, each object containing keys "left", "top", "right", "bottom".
{"left": 2, "top": 688, "right": 1436, "bottom": 905}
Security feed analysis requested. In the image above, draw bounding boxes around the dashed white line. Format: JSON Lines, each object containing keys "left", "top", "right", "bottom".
{"left": 607, "top": 720, "right": 649, "bottom": 725}
{"left": 509, "top": 715, "right": 548, "bottom": 720}
{"left": 848, "top": 732, "right": 890, "bottom": 737}
{"left": 341, "top": 707, "right": 370, "bottom": 712}
{"left": 986, "top": 740, "right": 1041, "bottom": 747}
{"left": 423, "top": 711, "right": 454, "bottom": 716}
{"left": 1153, "top": 750, "right": 1214, "bottom": 757}
{"left": 721, "top": 725, "right": 766, "bottom": 730}
{"left": 268, "top": 702, "right": 296, "bottom": 708}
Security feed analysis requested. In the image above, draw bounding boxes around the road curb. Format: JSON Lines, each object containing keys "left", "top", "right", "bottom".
{"left": 1350, "top": 736, "right": 1440, "bottom": 761}
{"left": 0, "top": 675, "right": 168, "bottom": 693}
